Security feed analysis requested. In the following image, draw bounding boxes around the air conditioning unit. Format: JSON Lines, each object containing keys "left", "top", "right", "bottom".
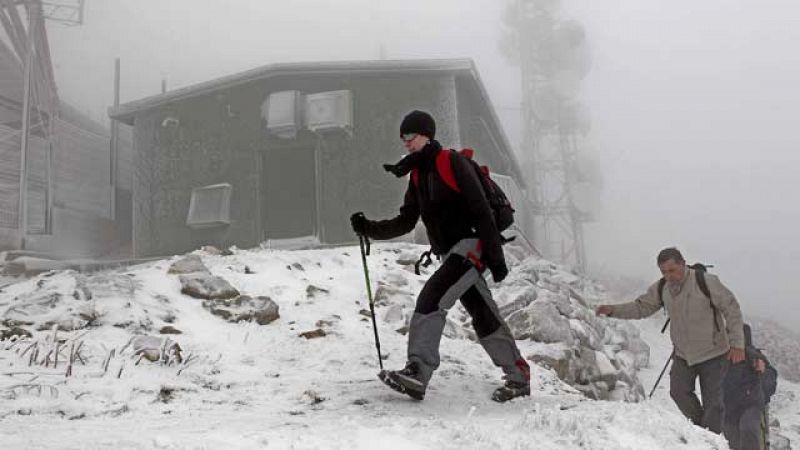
{"left": 262, "top": 90, "right": 303, "bottom": 139}
{"left": 304, "top": 90, "right": 353, "bottom": 134}
{"left": 186, "top": 183, "right": 232, "bottom": 229}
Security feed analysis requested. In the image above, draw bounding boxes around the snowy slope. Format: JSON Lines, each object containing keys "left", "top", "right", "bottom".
{"left": 0, "top": 243, "right": 740, "bottom": 449}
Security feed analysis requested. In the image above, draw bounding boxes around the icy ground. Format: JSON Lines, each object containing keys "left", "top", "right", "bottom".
{"left": 0, "top": 243, "right": 795, "bottom": 449}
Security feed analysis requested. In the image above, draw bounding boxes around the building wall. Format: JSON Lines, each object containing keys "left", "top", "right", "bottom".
{"left": 131, "top": 93, "right": 262, "bottom": 257}
{"left": 129, "top": 72, "right": 501, "bottom": 257}
{"left": 0, "top": 108, "right": 132, "bottom": 256}
{"left": 455, "top": 77, "right": 536, "bottom": 242}
{"left": 315, "top": 74, "right": 459, "bottom": 244}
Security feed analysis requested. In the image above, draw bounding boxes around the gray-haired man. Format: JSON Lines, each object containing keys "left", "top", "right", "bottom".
{"left": 595, "top": 247, "right": 745, "bottom": 433}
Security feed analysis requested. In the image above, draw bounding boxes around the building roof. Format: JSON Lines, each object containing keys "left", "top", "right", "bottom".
{"left": 108, "top": 58, "right": 523, "bottom": 182}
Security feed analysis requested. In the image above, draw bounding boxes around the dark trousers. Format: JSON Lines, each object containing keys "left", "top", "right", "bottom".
{"left": 407, "top": 238, "right": 527, "bottom": 386}
{"left": 723, "top": 405, "right": 765, "bottom": 450}
{"left": 670, "top": 354, "right": 726, "bottom": 433}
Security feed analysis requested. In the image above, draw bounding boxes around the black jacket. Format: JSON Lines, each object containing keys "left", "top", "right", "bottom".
{"left": 722, "top": 326, "right": 778, "bottom": 417}
{"left": 364, "top": 140, "right": 505, "bottom": 271}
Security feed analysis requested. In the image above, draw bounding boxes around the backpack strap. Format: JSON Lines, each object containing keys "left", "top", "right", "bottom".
{"left": 657, "top": 278, "right": 666, "bottom": 306}
{"left": 436, "top": 149, "right": 459, "bottom": 192}
{"left": 414, "top": 249, "right": 433, "bottom": 275}
{"left": 694, "top": 269, "right": 721, "bottom": 332}
{"left": 694, "top": 269, "right": 711, "bottom": 300}
{"left": 658, "top": 269, "right": 720, "bottom": 333}
{"left": 410, "top": 150, "right": 459, "bottom": 193}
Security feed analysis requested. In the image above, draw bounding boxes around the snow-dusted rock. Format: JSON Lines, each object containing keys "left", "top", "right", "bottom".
{"left": 168, "top": 255, "right": 208, "bottom": 275}
{"left": 179, "top": 273, "right": 239, "bottom": 300}
{"left": 570, "top": 318, "right": 603, "bottom": 351}
{"left": 0, "top": 326, "right": 32, "bottom": 340}
{"left": 497, "top": 286, "right": 538, "bottom": 318}
{"left": 203, "top": 295, "right": 279, "bottom": 325}
{"left": 129, "top": 335, "right": 183, "bottom": 364}
{"left": 372, "top": 283, "right": 415, "bottom": 307}
{"left": 496, "top": 255, "right": 649, "bottom": 402}
{"left": 507, "top": 300, "right": 574, "bottom": 344}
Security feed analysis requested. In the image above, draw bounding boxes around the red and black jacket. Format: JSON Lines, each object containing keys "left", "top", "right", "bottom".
{"left": 364, "top": 140, "right": 505, "bottom": 271}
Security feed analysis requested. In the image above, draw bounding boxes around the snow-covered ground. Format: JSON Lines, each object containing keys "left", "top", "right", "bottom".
{"left": 0, "top": 243, "right": 793, "bottom": 449}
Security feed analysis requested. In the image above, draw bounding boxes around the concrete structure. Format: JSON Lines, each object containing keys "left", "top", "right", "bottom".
{"left": 110, "top": 59, "right": 533, "bottom": 257}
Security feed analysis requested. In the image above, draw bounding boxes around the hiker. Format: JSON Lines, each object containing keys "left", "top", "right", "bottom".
{"left": 722, "top": 323, "right": 778, "bottom": 450}
{"left": 595, "top": 247, "right": 745, "bottom": 433}
{"left": 350, "top": 110, "right": 530, "bottom": 402}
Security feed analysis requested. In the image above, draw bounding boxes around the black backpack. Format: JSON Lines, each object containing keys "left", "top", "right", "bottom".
{"left": 658, "top": 263, "right": 720, "bottom": 333}
{"left": 412, "top": 148, "right": 515, "bottom": 232}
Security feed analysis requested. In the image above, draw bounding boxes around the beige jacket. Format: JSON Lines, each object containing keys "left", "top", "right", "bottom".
{"left": 610, "top": 268, "right": 745, "bottom": 366}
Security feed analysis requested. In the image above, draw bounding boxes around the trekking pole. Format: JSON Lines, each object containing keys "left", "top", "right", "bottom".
{"left": 358, "top": 234, "right": 383, "bottom": 370}
{"left": 649, "top": 349, "right": 675, "bottom": 398}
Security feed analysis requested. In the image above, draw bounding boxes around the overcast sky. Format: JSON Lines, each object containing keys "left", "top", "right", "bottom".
{"left": 47, "top": 1, "right": 800, "bottom": 328}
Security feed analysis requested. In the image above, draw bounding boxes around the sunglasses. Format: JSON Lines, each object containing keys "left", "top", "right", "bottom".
{"left": 400, "top": 133, "right": 418, "bottom": 143}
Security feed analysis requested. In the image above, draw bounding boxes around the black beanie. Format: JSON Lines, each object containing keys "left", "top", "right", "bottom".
{"left": 400, "top": 110, "right": 436, "bottom": 139}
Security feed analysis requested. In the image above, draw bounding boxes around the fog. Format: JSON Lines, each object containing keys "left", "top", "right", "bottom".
{"left": 47, "top": 1, "right": 800, "bottom": 328}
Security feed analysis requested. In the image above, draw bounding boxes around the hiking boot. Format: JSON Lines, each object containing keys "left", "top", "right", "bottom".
{"left": 378, "top": 363, "right": 426, "bottom": 400}
{"left": 491, "top": 380, "right": 530, "bottom": 403}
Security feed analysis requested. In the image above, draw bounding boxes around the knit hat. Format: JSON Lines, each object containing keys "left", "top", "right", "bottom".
{"left": 400, "top": 110, "right": 436, "bottom": 139}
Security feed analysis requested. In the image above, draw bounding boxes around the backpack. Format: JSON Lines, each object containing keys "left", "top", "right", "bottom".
{"left": 658, "top": 263, "right": 720, "bottom": 333}
{"left": 411, "top": 148, "right": 515, "bottom": 232}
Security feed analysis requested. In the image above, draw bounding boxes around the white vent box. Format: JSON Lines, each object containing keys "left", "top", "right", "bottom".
{"left": 304, "top": 90, "right": 353, "bottom": 134}
{"left": 262, "top": 91, "right": 303, "bottom": 139}
{"left": 186, "top": 183, "right": 232, "bottom": 229}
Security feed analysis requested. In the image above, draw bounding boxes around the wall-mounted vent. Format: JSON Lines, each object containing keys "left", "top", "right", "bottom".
{"left": 304, "top": 90, "right": 353, "bottom": 134}
{"left": 186, "top": 183, "right": 232, "bottom": 229}
{"left": 262, "top": 90, "right": 303, "bottom": 139}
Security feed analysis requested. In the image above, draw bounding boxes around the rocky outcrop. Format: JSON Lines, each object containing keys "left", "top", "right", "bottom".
{"left": 499, "top": 258, "right": 648, "bottom": 402}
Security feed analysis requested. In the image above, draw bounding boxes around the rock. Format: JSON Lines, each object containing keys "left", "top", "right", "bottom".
{"left": 200, "top": 245, "right": 222, "bottom": 255}
{"left": 381, "top": 303, "right": 406, "bottom": 324}
{"left": 130, "top": 335, "right": 183, "bottom": 364}
{"left": 203, "top": 295, "right": 279, "bottom": 325}
{"left": 36, "top": 318, "right": 87, "bottom": 332}
{"left": 573, "top": 382, "right": 608, "bottom": 401}
{"left": 574, "top": 346, "right": 598, "bottom": 385}
{"left": 180, "top": 274, "right": 239, "bottom": 300}
{"left": 497, "top": 287, "right": 538, "bottom": 318}
{"left": 529, "top": 346, "right": 573, "bottom": 381}
{"left": 3, "top": 261, "right": 25, "bottom": 276}
{"left": 570, "top": 319, "right": 603, "bottom": 351}
{"left": 299, "top": 328, "right": 326, "bottom": 339}
{"left": 0, "top": 327, "right": 32, "bottom": 340}
{"left": 593, "top": 351, "right": 618, "bottom": 387}
{"left": 168, "top": 255, "right": 208, "bottom": 275}
{"left": 771, "top": 433, "right": 791, "bottom": 450}
{"left": 159, "top": 325, "right": 183, "bottom": 334}
{"left": 306, "top": 285, "right": 329, "bottom": 298}
{"left": 507, "top": 301, "right": 574, "bottom": 345}
{"left": 358, "top": 309, "right": 373, "bottom": 318}
{"left": 372, "top": 284, "right": 414, "bottom": 307}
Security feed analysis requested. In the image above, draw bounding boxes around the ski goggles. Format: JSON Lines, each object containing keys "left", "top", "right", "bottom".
{"left": 400, "top": 133, "right": 418, "bottom": 143}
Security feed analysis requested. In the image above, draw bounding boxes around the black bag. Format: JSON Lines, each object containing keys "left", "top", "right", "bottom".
{"left": 413, "top": 148, "right": 515, "bottom": 232}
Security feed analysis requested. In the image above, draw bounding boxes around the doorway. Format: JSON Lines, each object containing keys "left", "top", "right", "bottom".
{"left": 261, "top": 144, "right": 317, "bottom": 240}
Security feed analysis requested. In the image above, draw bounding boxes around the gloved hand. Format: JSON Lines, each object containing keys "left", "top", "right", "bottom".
{"left": 383, "top": 163, "right": 405, "bottom": 177}
{"left": 489, "top": 262, "right": 509, "bottom": 283}
{"left": 350, "top": 212, "right": 369, "bottom": 236}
